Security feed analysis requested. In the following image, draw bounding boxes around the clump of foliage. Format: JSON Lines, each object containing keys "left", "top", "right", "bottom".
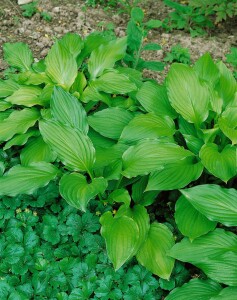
{"left": 84, "top": 0, "right": 142, "bottom": 13}
{"left": 164, "top": 44, "right": 191, "bottom": 64}
{"left": 226, "top": 47, "right": 237, "bottom": 79}
{"left": 20, "top": 1, "right": 52, "bottom": 21}
{"left": 163, "top": 0, "right": 237, "bottom": 36}
{"left": 0, "top": 7, "right": 237, "bottom": 299}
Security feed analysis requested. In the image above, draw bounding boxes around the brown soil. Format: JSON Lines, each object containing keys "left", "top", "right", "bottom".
{"left": 0, "top": 0, "right": 237, "bottom": 82}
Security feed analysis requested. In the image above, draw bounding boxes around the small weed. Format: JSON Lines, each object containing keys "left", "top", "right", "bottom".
{"left": 164, "top": 44, "right": 191, "bottom": 64}
{"left": 226, "top": 47, "right": 237, "bottom": 78}
{"left": 20, "top": 1, "right": 52, "bottom": 21}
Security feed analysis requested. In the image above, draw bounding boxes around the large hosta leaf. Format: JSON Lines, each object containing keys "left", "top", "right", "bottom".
{"left": 91, "top": 70, "right": 137, "bottom": 94}
{"left": 0, "top": 101, "right": 12, "bottom": 111}
{"left": 167, "top": 64, "right": 209, "bottom": 125}
{"left": 88, "top": 37, "right": 127, "bottom": 79}
{"left": 3, "top": 42, "right": 33, "bottom": 71}
{"left": 122, "top": 140, "right": 194, "bottom": 178}
{"left": 0, "top": 162, "right": 58, "bottom": 196}
{"left": 88, "top": 108, "right": 133, "bottom": 139}
{"left": 199, "top": 143, "right": 237, "bottom": 182}
{"left": 3, "top": 130, "right": 38, "bottom": 150}
{"left": 59, "top": 173, "right": 107, "bottom": 211}
{"left": 51, "top": 86, "right": 88, "bottom": 134}
{"left": 136, "top": 81, "right": 176, "bottom": 118}
{"left": 219, "top": 106, "right": 237, "bottom": 145}
{"left": 21, "top": 136, "right": 57, "bottom": 166}
{"left": 59, "top": 33, "right": 84, "bottom": 58}
{"left": 146, "top": 156, "right": 203, "bottom": 191}
{"left": 175, "top": 195, "right": 216, "bottom": 240}
{"left": 0, "top": 79, "right": 19, "bottom": 98}
{"left": 100, "top": 211, "right": 139, "bottom": 270}
{"left": 120, "top": 113, "right": 175, "bottom": 144}
{"left": 39, "top": 120, "right": 95, "bottom": 172}
{"left": 168, "top": 229, "right": 237, "bottom": 286}
{"left": 136, "top": 223, "right": 175, "bottom": 279}
{"left": 0, "top": 108, "right": 40, "bottom": 142}
{"left": 5, "top": 86, "right": 43, "bottom": 107}
{"left": 165, "top": 279, "right": 222, "bottom": 300}
{"left": 180, "top": 184, "right": 237, "bottom": 227}
{"left": 45, "top": 40, "right": 77, "bottom": 89}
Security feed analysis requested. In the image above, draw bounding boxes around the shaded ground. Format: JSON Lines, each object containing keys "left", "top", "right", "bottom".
{"left": 0, "top": 0, "right": 237, "bottom": 82}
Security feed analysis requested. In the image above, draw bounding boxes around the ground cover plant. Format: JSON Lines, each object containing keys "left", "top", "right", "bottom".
{"left": 0, "top": 6, "right": 237, "bottom": 299}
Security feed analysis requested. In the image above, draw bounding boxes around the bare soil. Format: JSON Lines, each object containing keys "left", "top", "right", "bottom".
{"left": 0, "top": 0, "right": 237, "bottom": 82}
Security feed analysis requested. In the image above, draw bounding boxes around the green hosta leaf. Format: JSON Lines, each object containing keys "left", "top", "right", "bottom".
{"left": 211, "top": 286, "right": 237, "bottom": 300}
{"left": 142, "top": 43, "right": 162, "bottom": 51}
{"left": 70, "top": 71, "right": 87, "bottom": 95}
{"left": 3, "top": 42, "right": 33, "bottom": 71}
{"left": 180, "top": 184, "right": 237, "bottom": 227}
{"left": 175, "top": 195, "right": 216, "bottom": 240}
{"left": 59, "top": 33, "right": 84, "bottom": 58}
{"left": 59, "top": 173, "right": 107, "bottom": 212}
{"left": 39, "top": 120, "right": 95, "bottom": 172}
{"left": 5, "top": 86, "right": 43, "bottom": 107}
{"left": 136, "top": 81, "right": 176, "bottom": 118}
{"left": 146, "top": 156, "right": 203, "bottom": 191}
{"left": 100, "top": 211, "right": 139, "bottom": 270}
{"left": 0, "top": 101, "right": 12, "bottom": 111}
{"left": 136, "top": 223, "right": 175, "bottom": 279}
{"left": 120, "top": 113, "right": 175, "bottom": 144}
{"left": 199, "top": 143, "right": 237, "bottom": 182}
{"left": 0, "top": 79, "right": 19, "bottom": 97}
{"left": 0, "top": 108, "right": 40, "bottom": 142}
{"left": 168, "top": 229, "right": 237, "bottom": 286}
{"left": 108, "top": 189, "right": 131, "bottom": 207}
{"left": 21, "top": 136, "right": 57, "bottom": 166}
{"left": 0, "top": 162, "right": 58, "bottom": 196}
{"left": 194, "top": 53, "right": 220, "bottom": 87}
{"left": 219, "top": 106, "right": 237, "bottom": 145}
{"left": 3, "top": 130, "right": 38, "bottom": 150}
{"left": 45, "top": 40, "right": 77, "bottom": 89}
{"left": 165, "top": 278, "right": 222, "bottom": 300}
{"left": 167, "top": 64, "right": 209, "bottom": 125}
{"left": 51, "top": 86, "right": 88, "bottom": 134}
{"left": 88, "top": 128, "right": 115, "bottom": 148}
{"left": 122, "top": 140, "right": 194, "bottom": 178}
{"left": 215, "top": 61, "right": 236, "bottom": 107}
{"left": 116, "top": 204, "right": 150, "bottom": 253}
{"left": 91, "top": 70, "right": 137, "bottom": 94}
{"left": 88, "top": 108, "right": 133, "bottom": 139}
{"left": 88, "top": 37, "right": 127, "bottom": 79}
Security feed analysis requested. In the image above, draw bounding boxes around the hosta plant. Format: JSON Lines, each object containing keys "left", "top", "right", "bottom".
{"left": 0, "top": 31, "right": 237, "bottom": 298}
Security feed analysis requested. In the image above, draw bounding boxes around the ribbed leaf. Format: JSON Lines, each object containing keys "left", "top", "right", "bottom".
{"left": 59, "top": 33, "right": 84, "bottom": 58}
{"left": 0, "top": 79, "right": 19, "bottom": 98}
{"left": 175, "top": 195, "right": 216, "bottom": 240}
{"left": 136, "top": 223, "right": 175, "bottom": 279}
{"left": 88, "top": 108, "right": 133, "bottom": 139}
{"left": 146, "top": 156, "right": 203, "bottom": 191}
{"left": 167, "top": 64, "right": 209, "bottom": 125}
{"left": 0, "top": 101, "right": 12, "bottom": 111}
{"left": 0, "top": 108, "right": 40, "bottom": 142}
{"left": 5, "top": 86, "right": 43, "bottom": 107}
{"left": 219, "top": 107, "right": 237, "bottom": 145}
{"left": 92, "top": 70, "right": 137, "bottom": 94}
{"left": 165, "top": 279, "right": 222, "bottom": 300}
{"left": 88, "top": 37, "right": 127, "bottom": 79}
{"left": 39, "top": 120, "right": 95, "bottom": 172}
{"left": 136, "top": 81, "right": 176, "bottom": 118}
{"left": 51, "top": 86, "right": 88, "bottom": 134}
{"left": 211, "top": 287, "right": 237, "bottom": 300}
{"left": 45, "top": 40, "right": 77, "bottom": 89}
{"left": 120, "top": 113, "right": 175, "bottom": 144}
{"left": 122, "top": 140, "right": 194, "bottom": 178}
{"left": 3, "top": 130, "right": 38, "bottom": 150}
{"left": 180, "top": 184, "right": 237, "bottom": 227}
{"left": 168, "top": 229, "right": 237, "bottom": 286}
{"left": 3, "top": 42, "right": 33, "bottom": 71}
{"left": 21, "top": 136, "right": 57, "bottom": 166}
{"left": 194, "top": 53, "right": 220, "bottom": 87}
{"left": 199, "top": 143, "right": 237, "bottom": 182}
{"left": 108, "top": 189, "right": 131, "bottom": 207}
{"left": 59, "top": 173, "right": 107, "bottom": 211}
{"left": 215, "top": 61, "right": 236, "bottom": 107}
{"left": 100, "top": 211, "right": 139, "bottom": 270}
{"left": 0, "top": 162, "right": 58, "bottom": 196}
